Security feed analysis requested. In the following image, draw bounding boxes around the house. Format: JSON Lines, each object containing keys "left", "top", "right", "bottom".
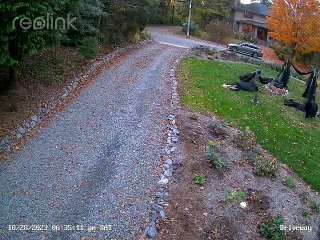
{"left": 229, "top": 2, "right": 270, "bottom": 42}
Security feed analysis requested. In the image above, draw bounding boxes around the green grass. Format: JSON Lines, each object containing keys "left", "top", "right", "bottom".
{"left": 178, "top": 58, "right": 320, "bottom": 192}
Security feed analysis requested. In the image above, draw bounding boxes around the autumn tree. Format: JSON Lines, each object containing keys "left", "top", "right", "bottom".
{"left": 266, "top": 0, "right": 320, "bottom": 56}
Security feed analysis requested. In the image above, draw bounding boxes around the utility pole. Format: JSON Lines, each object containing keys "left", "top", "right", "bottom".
{"left": 187, "top": 0, "right": 192, "bottom": 38}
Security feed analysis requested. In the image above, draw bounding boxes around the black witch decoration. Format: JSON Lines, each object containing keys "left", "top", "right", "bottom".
{"left": 274, "top": 57, "right": 292, "bottom": 89}
{"left": 284, "top": 65, "right": 318, "bottom": 118}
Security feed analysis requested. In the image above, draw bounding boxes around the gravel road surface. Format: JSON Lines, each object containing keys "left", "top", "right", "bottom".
{"left": 0, "top": 43, "right": 185, "bottom": 239}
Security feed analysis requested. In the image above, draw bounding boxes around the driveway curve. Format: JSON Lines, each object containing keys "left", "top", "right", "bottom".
{"left": 0, "top": 43, "right": 185, "bottom": 239}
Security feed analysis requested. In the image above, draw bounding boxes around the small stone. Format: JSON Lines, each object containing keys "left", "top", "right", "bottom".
{"left": 170, "top": 146, "right": 177, "bottom": 152}
{"left": 147, "top": 222, "right": 157, "bottom": 238}
{"left": 72, "top": 81, "right": 79, "bottom": 89}
{"left": 31, "top": 115, "right": 38, "bottom": 122}
{"left": 163, "top": 163, "right": 170, "bottom": 170}
{"left": 165, "top": 159, "right": 173, "bottom": 166}
{"left": 164, "top": 170, "right": 172, "bottom": 177}
{"left": 18, "top": 127, "right": 26, "bottom": 136}
{"left": 155, "top": 192, "right": 163, "bottom": 198}
{"left": 159, "top": 210, "right": 166, "bottom": 220}
{"left": 157, "top": 178, "right": 168, "bottom": 186}
{"left": 30, "top": 121, "right": 37, "bottom": 128}
{"left": 152, "top": 204, "right": 163, "bottom": 212}
{"left": 151, "top": 212, "right": 158, "bottom": 221}
{"left": 16, "top": 133, "right": 23, "bottom": 139}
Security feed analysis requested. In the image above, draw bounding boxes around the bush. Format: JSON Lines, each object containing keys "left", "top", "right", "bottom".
{"left": 310, "top": 200, "right": 320, "bottom": 214}
{"left": 111, "top": 32, "right": 125, "bottom": 45}
{"left": 233, "top": 127, "right": 256, "bottom": 151}
{"left": 206, "top": 21, "right": 233, "bottom": 45}
{"left": 206, "top": 142, "right": 224, "bottom": 168}
{"left": 182, "top": 21, "right": 200, "bottom": 36}
{"left": 234, "top": 33, "right": 258, "bottom": 44}
{"left": 193, "top": 174, "right": 205, "bottom": 185}
{"left": 78, "top": 37, "right": 99, "bottom": 59}
{"left": 270, "top": 43, "right": 291, "bottom": 61}
{"left": 258, "top": 213, "right": 285, "bottom": 240}
{"left": 226, "top": 189, "right": 245, "bottom": 203}
{"left": 250, "top": 151, "right": 279, "bottom": 177}
{"left": 172, "top": 15, "right": 183, "bottom": 25}
{"left": 283, "top": 175, "right": 296, "bottom": 188}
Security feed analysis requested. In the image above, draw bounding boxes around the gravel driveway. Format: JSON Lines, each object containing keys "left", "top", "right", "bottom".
{"left": 0, "top": 43, "right": 185, "bottom": 239}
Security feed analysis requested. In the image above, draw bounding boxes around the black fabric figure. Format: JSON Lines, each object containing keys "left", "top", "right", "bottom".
{"left": 240, "top": 72, "right": 256, "bottom": 82}
{"left": 259, "top": 76, "right": 274, "bottom": 84}
{"left": 274, "top": 57, "right": 292, "bottom": 88}
{"left": 284, "top": 65, "right": 318, "bottom": 118}
{"left": 236, "top": 82, "right": 258, "bottom": 92}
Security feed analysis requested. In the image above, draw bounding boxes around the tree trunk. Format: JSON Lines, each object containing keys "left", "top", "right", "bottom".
{"left": 171, "top": 0, "right": 175, "bottom": 24}
{"left": 8, "top": 66, "right": 18, "bottom": 91}
{"left": 8, "top": 38, "right": 19, "bottom": 91}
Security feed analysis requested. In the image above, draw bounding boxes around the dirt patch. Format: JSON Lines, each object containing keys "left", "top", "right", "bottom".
{"left": 157, "top": 109, "right": 320, "bottom": 240}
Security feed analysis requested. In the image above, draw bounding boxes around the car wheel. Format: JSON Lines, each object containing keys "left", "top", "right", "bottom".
{"left": 231, "top": 47, "right": 237, "bottom": 52}
{"left": 252, "top": 53, "right": 258, "bottom": 58}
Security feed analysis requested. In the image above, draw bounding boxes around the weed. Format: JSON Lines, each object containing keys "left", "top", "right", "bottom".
{"left": 249, "top": 150, "right": 278, "bottom": 177}
{"left": 283, "top": 175, "right": 296, "bottom": 188}
{"left": 79, "top": 37, "right": 99, "bottom": 59}
{"left": 301, "top": 209, "right": 309, "bottom": 218}
{"left": 193, "top": 175, "right": 205, "bottom": 185}
{"left": 226, "top": 189, "right": 245, "bottom": 203}
{"left": 310, "top": 200, "right": 320, "bottom": 214}
{"left": 206, "top": 144, "right": 224, "bottom": 168}
{"left": 257, "top": 213, "right": 285, "bottom": 240}
{"left": 191, "top": 114, "right": 198, "bottom": 121}
{"left": 233, "top": 127, "right": 256, "bottom": 151}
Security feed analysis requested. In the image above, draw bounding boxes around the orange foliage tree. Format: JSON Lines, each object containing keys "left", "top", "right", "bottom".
{"left": 266, "top": 0, "right": 320, "bottom": 55}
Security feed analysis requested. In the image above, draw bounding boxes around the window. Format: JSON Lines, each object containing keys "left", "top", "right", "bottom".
{"left": 243, "top": 11, "right": 253, "bottom": 19}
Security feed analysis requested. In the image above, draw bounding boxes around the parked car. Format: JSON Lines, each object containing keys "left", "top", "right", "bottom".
{"left": 227, "top": 42, "right": 263, "bottom": 58}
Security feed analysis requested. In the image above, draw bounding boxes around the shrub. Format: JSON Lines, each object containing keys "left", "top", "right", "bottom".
{"left": 172, "top": 15, "right": 183, "bottom": 25}
{"left": 252, "top": 153, "right": 279, "bottom": 177}
{"left": 111, "top": 32, "right": 125, "bottom": 45}
{"left": 310, "top": 200, "right": 320, "bottom": 214}
{"left": 193, "top": 174, "right": 205, "bottom": 185}
{"left": 191, "top": 113, "right": 198, "bottom": 120}
{"left": 283, "top": 176, "right": 296, "bottom": 188}
{"left": 233, "top": 127, "right": 256, "bottom": 151}
{"left": 78, "top": 37, "right": 99, "bottom": 59}
{"left": 269, "top": 43, "right": 291, "bottom": 61}
{"left": 182, "top": 21, "right": 200, "bottom": 36}
{"left": 206, "top": 143, "right": 224, "bottom": 168}
{"left": 206, "top": 21, "right": 233, "bottom": 45}
{"left": 226, "top": 189, "right": 245, "bottom": 203}
{"left": 257, "top": 213, "right": 285, "bottom": 240}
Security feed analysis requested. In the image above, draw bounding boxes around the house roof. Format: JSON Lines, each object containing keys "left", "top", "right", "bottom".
{"left": 234, "top": 3, "right": 270, "bottom": 16}
{"left": 236, "top": 20, "right": 268, "bottom": 29}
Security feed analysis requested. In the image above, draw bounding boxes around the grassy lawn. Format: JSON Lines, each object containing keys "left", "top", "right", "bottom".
{"left": 178, "top": 57, "right": 320, "bottom": 192}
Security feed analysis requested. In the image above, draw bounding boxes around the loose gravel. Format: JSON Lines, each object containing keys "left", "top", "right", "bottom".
{"left": 0, "top": 43, "right": 185, "bottom": 239}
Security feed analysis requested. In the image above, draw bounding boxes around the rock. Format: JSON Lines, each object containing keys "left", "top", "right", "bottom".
{"left": 159, "top": 210, "right": 166, "bottom": 220}
{"left": 147, "top": 222, "right": 157, "bottom": 238}
{"left": 164, "top": 170, "right": 172, "bottom": 177}
{"left": 18, "top": 127, "right": 26, "bottom": 136}
{"left": 151, "top": 212, "right": 158, "bottom": 222}
{"left": 170, "top": 147, "right": 177, "bottom": 153}
{"left": 153, "top": 204, "right": 163, "bottom": 212}
{"left": 30, "top": 121, "right": 37, "bottom": 128}
{"left": 31, "top": 115, "right": 38, "bottom": 122}
{"left": 163, "top": 163, "right": 170, "bottom": 170}
{"left": 16, "top": 133, "right": 23, "bottom": 139}
{"left": 72, "top": 81, "right": 79, "bottom": 89}
{"left": 168, "top": 115, "right": 175, "bottom": 121}
{"left": 157, "top": 178, "right": 168, "bottom": 186}
{"left": 155, "top": 192, "right": 163, "bottom": 198}
{"left": 165, "top": 159, "right": 173, "bottom": 166}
